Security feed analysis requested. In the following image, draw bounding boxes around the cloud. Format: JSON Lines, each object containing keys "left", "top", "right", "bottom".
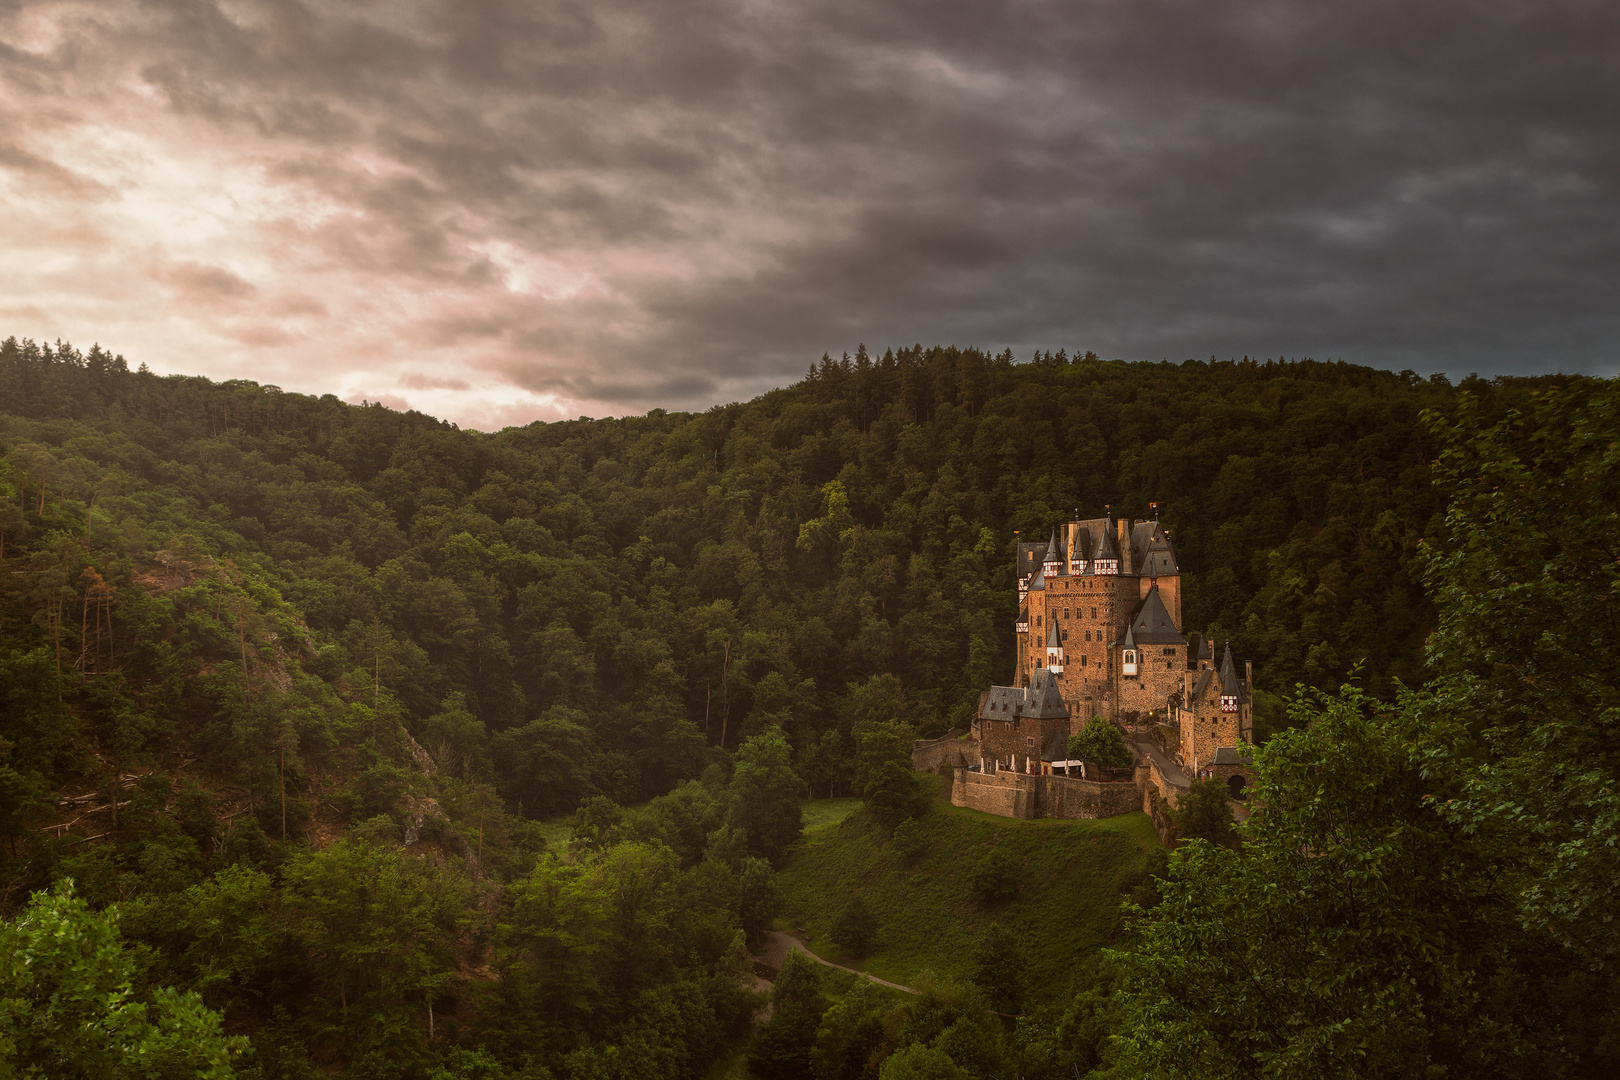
{"left": 0, "top": 0, "right": 1616, "bottom": 427}
{"left": 146, "top": 256, "right": 258, "bottom": 304}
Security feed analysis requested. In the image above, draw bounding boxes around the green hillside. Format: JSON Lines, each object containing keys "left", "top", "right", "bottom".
{"left": 777, "top": 784, "right": 1161, "bottom": 1005}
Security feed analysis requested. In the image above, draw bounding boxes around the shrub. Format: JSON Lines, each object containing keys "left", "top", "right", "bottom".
{"left": 891, "top": 818, "right": 927, "bottom": 860}
{"left": 1175, "top": 778, "right": 1236, "bottom": 848}
{"left": 969, "top": 922, "right": 1026, "bottom": 1013}
{"left": 968, "top": 848, "right": 1020, "bottom": 903}
{"left": 831, "top": 894, "right": 878, "bottom": 957}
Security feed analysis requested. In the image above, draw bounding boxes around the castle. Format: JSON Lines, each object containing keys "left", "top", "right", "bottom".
{"left": 954, "top": 516, "right": 1255, "bottom": 818}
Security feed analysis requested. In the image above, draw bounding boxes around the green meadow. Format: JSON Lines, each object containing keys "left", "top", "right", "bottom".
{"left": 777, "top": 783, "right": 1161, "bottom": 1005}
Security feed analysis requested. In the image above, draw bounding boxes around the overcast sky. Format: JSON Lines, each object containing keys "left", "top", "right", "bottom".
{"left": 2, "top": 1, "right": 1616, "bottom": 428}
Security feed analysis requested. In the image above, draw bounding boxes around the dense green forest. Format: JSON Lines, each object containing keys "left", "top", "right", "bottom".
{"left": 1, "top": 335, "right": 1607, "bottom": 1078}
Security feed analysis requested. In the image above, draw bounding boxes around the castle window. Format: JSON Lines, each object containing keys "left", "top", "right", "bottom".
{"left": 1085, "top": 630, "right": 1091, "bottom": 641}
{"left": 1091, "top": 607, "right": 1097, "bottom": 618}
{"left": 1064, "top": 608, "right": 1070, "bottom": 618}
{"left": 1080, "top": 655, "right": 1087, "bottom": 667}
{"left": 1036, "top": 615, "right": 1042, "bottom": 626}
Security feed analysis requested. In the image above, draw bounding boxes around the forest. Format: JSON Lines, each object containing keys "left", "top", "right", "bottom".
{"left": 1, "top": 336, "right": 1613, "bottom": 1078}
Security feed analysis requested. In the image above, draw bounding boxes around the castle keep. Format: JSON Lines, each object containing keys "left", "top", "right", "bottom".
{"left": 951, "top": 515, "right": 1255, "bottom": 822}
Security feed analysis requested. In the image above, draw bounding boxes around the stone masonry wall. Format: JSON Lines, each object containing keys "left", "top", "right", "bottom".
{"left": 911, "top": 733, "right": 975, "bottom": 772}
{"left": 951, "top": 768, "right": 1141, "bottom": 821}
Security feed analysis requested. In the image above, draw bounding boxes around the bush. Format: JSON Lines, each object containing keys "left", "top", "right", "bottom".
{"left": 1175, "top": 778, "right": 1236, "bottom": 848}
{"left": 891, "top": 818, "right": 927, "bottom": 860}
{"left": 1067, "top": 717, "right": 1134, "bottom": 770}
{"left": 969, "top": 923, "right": 1026, "bottom": 1013}
{"left": 830, "top": 894, "right": 878, "bottom": 957}
{"left": 968, "top": 849, "right": 1020, "bottom": 903}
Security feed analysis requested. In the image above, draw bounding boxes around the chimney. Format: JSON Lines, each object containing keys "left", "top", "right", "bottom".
{"left": 1245, "top": 661, "right": 1253, "bottom": 690}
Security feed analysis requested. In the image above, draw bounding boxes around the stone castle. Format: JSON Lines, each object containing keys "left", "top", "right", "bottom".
{"left": 933, "top": 515, "right": 1256, "bottom": 823}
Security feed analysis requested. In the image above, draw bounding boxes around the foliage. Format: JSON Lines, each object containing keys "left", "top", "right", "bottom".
{"left": 889, "top": 818, "right": 926, "bottom": 860}
{"left": 0, "top": 881, "right": 245, "bottom": 1078}
{"left": 854, "top": 714, "right": 930, "bottom": 824}
{"left": 1109, "top": 379, "right": 1620, "bottom": 1078}
{"left": 966, "top": 849, "right": 1020, "bottom": 904}
{"left": 1420, "top": 381, "right": 1620, "bottom": 968}
{"left": 830, "top": 895, "right": 878, "bottom": 958}
{"left": 1066, "top": 717, "right": 1133, "bottom": 770}
{"left": 727, "top": 728, "right": 804, "bottom": 866}
{"left": 1118, "top": 686, "right": 1597, "bottom": 1077}
{"left": 1172, "top": 778, "right": 1235, "bottom": 848}
{"left": 967, "top": 921, "right": 1025, "bottom": 1014}
{"left": 749, "top": 950, "right": 828, "bottom": 1080}
{"left": 876, "top": 1043, "right": 970, "bottom": 1080}
{"left": 0, "top": 338, "right": 1564, "bottom": 1072}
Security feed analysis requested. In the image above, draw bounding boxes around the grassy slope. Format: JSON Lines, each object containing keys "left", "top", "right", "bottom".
{"left": 777, "top": 784, "right": 1161, "bottom": 1005}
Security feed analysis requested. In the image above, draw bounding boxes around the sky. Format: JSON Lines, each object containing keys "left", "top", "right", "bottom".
{"left": 2, "top": 1, "right": 1616, "bottom": 429}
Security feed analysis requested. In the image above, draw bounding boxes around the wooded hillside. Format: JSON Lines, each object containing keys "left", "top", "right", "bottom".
{"left": 0, "top": 336, "right": 1564, "bottom": 1077}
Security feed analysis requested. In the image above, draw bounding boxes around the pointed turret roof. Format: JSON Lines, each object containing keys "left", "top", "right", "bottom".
{"left": 1128, "top": 585, "right": 1187, "bottom": 645}
{"left": 1042, "top": 528, "right": 1064, "bottom": 575}
{"left": 1094, "top": 520, "right": 1120, "bottom": 562}
{"left": 1219, "top": 644, "right": 1245, "bottom": 700}
{"left": 1047, "top": 619, "right": 1062, "bottom": 649}
{"left": 1134, "top": 520, "right": 1180, "bottom": 577}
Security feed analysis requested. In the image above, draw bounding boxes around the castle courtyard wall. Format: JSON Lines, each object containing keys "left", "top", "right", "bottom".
{"left": 951, "top": 768, "right": 1140, "bottom": 821}
{"left": 911, "top": 732, "right": 974, "bottom": 772}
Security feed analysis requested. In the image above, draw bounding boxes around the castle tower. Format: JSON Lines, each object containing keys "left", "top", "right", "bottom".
{"left": 1093, "top": 519, "right": 1120, "bottom": 575}
{"left": 1041, "top": 528, "right": 1064, "bottom": 580}
{"left": 1045, "top": 618, "right": 1064, "bottom": 673}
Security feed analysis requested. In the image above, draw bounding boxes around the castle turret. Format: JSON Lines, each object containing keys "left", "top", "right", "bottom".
{"left": 1121, "top": 623, "right": 1138, "bottom": 676}
{"left": 1093, "top": 519, "right": 1120, "bottom": 575}
{"left": 1016, "top": 605, "right": 1029, "bottom": 635}
{"left": 1046, "top": 619, "right": 1064, "bottom": 673}
{"left": 1219, "top": 644, "right": 1240, "bottom": 713}
{"left": 1041, "top": 528, "right": 1064, "bottom": 580}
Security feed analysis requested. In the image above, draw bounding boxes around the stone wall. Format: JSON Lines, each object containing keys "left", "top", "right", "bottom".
{"left": 951, "top": 768, "right": 1140, "bottom": 821}
{"left": 953, "top": 769, "right": 1034, "bottom": 818}
{"left": 911, "top": 732, "right": 975, "bottom": 772}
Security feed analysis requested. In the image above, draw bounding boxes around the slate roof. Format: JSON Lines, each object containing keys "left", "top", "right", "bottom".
{"left": 980, "top": 685, "right": 1024, "bottom": 719}
{"left": 1132, "top": 520, "right": 1180, "bottom": 577}
{"left": 1016, "top": 542, "right": 1047, "bottom": 579}
{"left": 1041, "top": 730, "right": 1070, "bottom": 763}
{"left": 1017, "top": 605, "right": 1029, "bottom": 625}
{"left": 1219, "top": 644, "right": 1247, "bottom": 701}
{"left": 975, "top": 671, "right": 1071, "bottom": 721}
{"left": 1128, "top": 585, "right": 1187, "bottom": 645}
{"left": 1068, "top": 524, "right": 1094, "bottom": 563}
{"left": 1042, "top": 527, "right": 1063, "bottom": 565}
{"left": 1212, "top": 745, "right": 1252, "bottom": 765}
{"left": 1027, "top": 565, "right": 1045, "bottom": 591}
{"left": 1047, "top": 619, "right": 1062, "bottom": 649}
{"left": 1191, "top": 667, "right": 1215, "bottom": 698}
{"left": 1023, "top": 669, "right": 1071, "bottom": 718}
{"left": 1187, "top": 632, "right": 1213, "bottom": 663}
{"left": 1094, "top": 521, "right": 1120, "bottom": 562}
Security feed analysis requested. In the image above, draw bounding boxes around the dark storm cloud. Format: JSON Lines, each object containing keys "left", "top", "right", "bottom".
{"left": 0, "top": 1, "right": 1615, "bottom": 426}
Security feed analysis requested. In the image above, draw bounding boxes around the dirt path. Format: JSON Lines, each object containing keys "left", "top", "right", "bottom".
{"left": 758, "top": 930, "right": 919, "bottom": 995}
